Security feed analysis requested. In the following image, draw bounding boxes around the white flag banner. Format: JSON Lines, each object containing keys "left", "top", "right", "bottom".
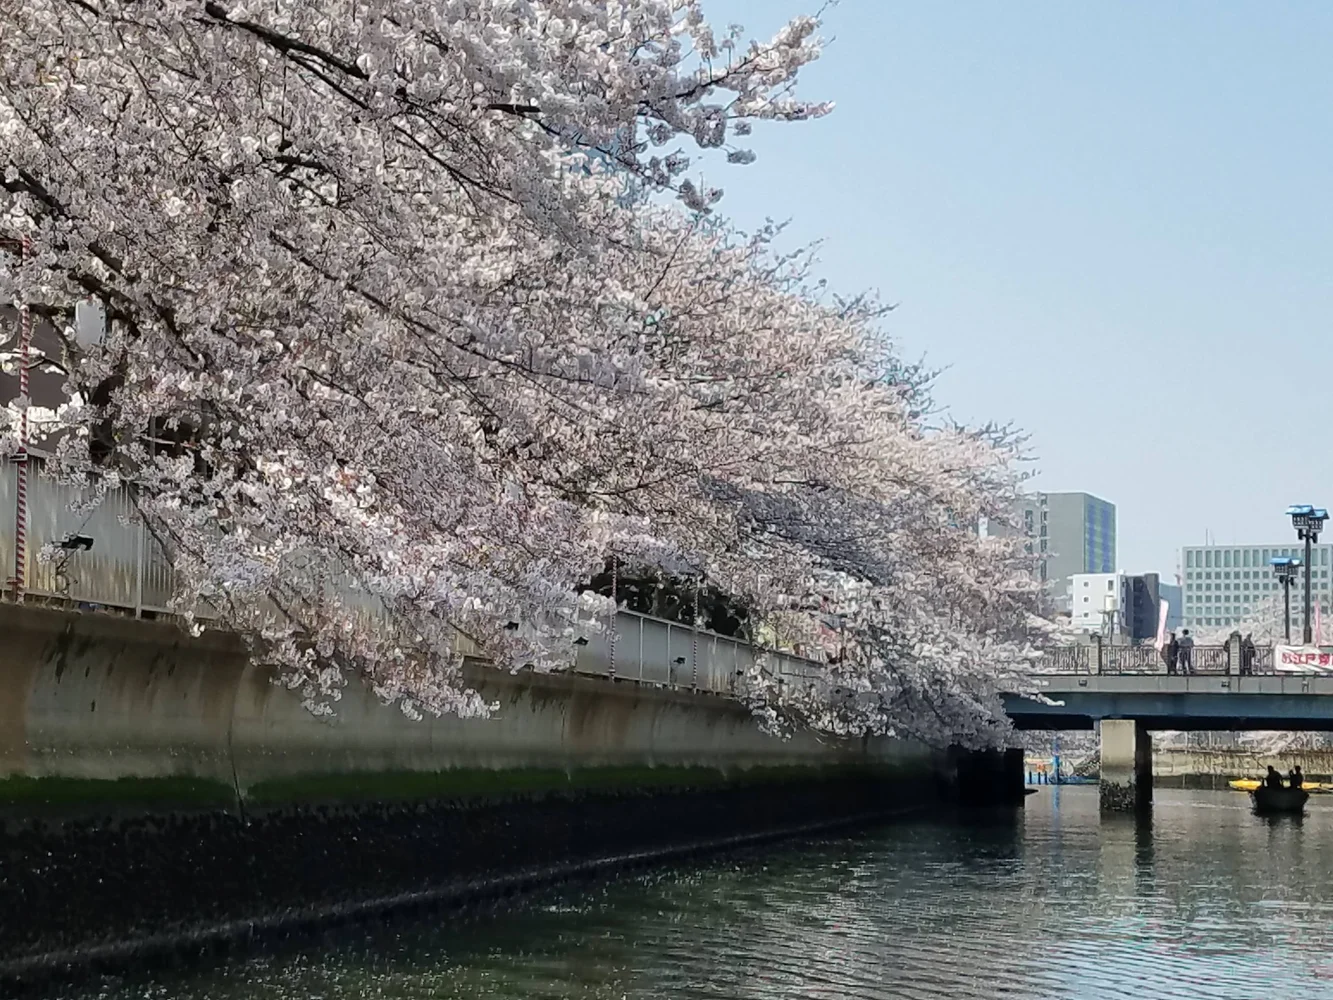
{"left": 1274, "top": 645, "right": 1333, "bottom": 674}
{"left": 1154, "top": 598, "right": 1169, "bottom": 652}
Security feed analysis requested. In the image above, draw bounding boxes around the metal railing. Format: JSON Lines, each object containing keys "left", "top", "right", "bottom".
{"left": 567, "top": 609, "right": 827, "bottom": 696}
{"left": 1033, "top": 640, "right": 1278, "bottom": 677}
{"left": 1, "top": 458, "right": 175, "bottom": 614}
{"left": 0, "top": 458, "right": 826, "bottom": 698}
{"left": 14, "top": 461, "right": 1302, "bottom": 696}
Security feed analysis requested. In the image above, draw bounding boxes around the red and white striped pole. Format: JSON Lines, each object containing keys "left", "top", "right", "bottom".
{"left": 12, "top": 235, "right": 31, "bottom": 602}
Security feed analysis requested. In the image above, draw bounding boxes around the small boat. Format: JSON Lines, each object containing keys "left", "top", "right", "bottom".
{"left": 1251, "top": 785, "right": 1310, "bottom": 814}
{"left": 1230, "top": 778, "right": 1330, "bottom": 794}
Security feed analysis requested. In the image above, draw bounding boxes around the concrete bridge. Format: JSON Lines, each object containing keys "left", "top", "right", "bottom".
{"left": 1005, "top": 668, "right": 1333, "bottom": 812}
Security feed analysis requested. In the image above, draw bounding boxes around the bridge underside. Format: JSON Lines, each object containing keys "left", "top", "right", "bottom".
{"left": 1008, "top": 713, "right": 1333, "bottom": 732}
{"left": 1005, "top": 679, "right": 1333, "bottom": 734}
{"left": 1005, "top": 681, "right": 1333, "bottom": 812}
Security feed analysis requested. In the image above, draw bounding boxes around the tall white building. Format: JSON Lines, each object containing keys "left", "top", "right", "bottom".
{"left": 1070, "top": 573, "right": 1121, "bottom": 632}
{"left": 1181, "top": 542, "right": 1333, "bottom": 630}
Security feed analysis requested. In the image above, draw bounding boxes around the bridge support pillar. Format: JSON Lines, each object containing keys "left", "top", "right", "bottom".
{"left": 1099, "top": 719, "right": 1151, "bottom": 813}
{"left": 949, "top": 746, "right": 1027, "bottom": 806}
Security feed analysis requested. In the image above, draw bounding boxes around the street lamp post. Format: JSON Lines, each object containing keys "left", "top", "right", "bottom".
{"left": 1286, "top": 506, "right": 1329, "bottom": 646}
{"left": 1272, "top": 556, "right": 1301, "bottom": 643}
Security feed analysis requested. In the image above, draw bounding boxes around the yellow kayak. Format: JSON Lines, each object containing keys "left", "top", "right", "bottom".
{"left": 1229, "top": 778, "right": 1329, "bottom": 793}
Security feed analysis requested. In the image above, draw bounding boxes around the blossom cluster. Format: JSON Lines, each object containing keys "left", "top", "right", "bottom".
{"left": 1, "top": 0, "right": 1043, "bottom": 744}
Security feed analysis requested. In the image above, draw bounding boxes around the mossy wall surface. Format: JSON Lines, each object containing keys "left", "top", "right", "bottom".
{"left": 0, "top": 604, "right": 930, "bottom": 815}
{"left": 0, "top": 605, "right": 946, "bottom": 983}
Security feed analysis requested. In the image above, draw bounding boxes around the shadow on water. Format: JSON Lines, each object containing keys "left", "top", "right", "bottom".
{"left": 39, "top": 791, "right": 1333, "bottom": 1000}
{"left": 1262, "top": 811, "right": 1306, "bottom": 829}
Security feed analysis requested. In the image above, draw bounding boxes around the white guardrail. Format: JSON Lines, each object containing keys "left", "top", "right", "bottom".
{"left": 0, "top": 458, "right": 827, "bottom": 697}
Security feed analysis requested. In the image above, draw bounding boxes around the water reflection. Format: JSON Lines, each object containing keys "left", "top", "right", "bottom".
{"left": 56, "top": 789, "right": 1333, "bottom": 999}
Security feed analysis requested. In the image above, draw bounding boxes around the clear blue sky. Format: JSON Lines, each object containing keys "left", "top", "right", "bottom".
{"left": 701, "top": 1, "right": 1333, "bottom": 580}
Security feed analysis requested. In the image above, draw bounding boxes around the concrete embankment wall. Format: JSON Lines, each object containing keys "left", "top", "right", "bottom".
{"left": 0, "top": 604, "right": 922, "bottom": 805}
{"left": 1154, "top": 748, "right": 1333, "bottom": 789}
{"left": 0, "top": 605, "right": 949, "bottom": 981}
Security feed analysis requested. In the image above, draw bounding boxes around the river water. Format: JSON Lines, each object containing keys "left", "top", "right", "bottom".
{"left": 57, "top": 788, "right": 1333, "bottom": 999}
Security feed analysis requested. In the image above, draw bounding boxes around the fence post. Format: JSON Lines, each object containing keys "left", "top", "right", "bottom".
{"left": 10, "top": 235, "right": 31, "bottom": 603}
{"left": 134, "top": 516, "right": 145, "bottom": 617}
{"left": 690, "top": 580, "right": 700, "bottom": 691}
{"left": 607, "top": 556, "right": 617, "bottom": 681}
{"left": 1228, "top": 630, "right": 1241, "bottom": 675}
{"left": 637, "top": 614, "right": 645, "bottom": 683}
{"left": 1094, "top": 634, "right": 1104, "bottom": 674}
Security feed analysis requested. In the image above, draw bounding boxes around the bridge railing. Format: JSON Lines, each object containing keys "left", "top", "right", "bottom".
{"left": 1033, "top": 641, "right": 1278, "bottom": 676}
{"left": 0, "top": 457, "right": 826, "bottom": 699}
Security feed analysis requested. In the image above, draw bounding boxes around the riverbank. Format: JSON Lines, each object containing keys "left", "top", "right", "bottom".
{"left": 39, "top": 787, "right": 1333, "bottom": 1000}
{"left": 1, "top": 769, "right": 933, "bottom": 991}
{"left": 0, "top": 604, "right": 1016, "bottom": 989}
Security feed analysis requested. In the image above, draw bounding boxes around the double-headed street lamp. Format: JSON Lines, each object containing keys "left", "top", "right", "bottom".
{"left": 1271, "top": 556, "right": 1302, "bottom": 643}
{"left": 1286, "top": 505, "right": 1329, "bottom": 645}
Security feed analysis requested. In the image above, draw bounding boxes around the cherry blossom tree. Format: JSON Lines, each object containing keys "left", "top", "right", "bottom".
{"left": 1193, "top": 596, "right": 1289, "bottom": 646}
{"left": 1, "top": 0, "right": 1044, "bottom": 743}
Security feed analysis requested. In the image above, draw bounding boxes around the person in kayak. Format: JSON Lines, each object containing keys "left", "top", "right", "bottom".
{"left": 1289, "top": 765, "right": 1304, "bottom": 790}
{"left": 1266, "top": 766, "right": 1285, "bottom": 789}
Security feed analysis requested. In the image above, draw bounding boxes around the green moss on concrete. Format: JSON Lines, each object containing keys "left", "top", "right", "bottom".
{"left": 0, "top": 775, "right": 236, "bottom": 809}
{"left": 0, "top": 761, "right": 919, "bottom": 812}
{"left": 243, "top": 762, "right": 906, "bottom": 806}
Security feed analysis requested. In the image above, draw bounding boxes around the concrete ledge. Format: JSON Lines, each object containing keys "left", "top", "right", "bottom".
{"left": 0, "top": 604, "right": 924, "bottom": 815}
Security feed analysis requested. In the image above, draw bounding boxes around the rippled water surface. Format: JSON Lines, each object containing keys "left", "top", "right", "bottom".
{"left": 63, "top": 788, "right": 1333, "bottom": 999}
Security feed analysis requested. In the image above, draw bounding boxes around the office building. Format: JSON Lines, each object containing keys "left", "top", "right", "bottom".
{"left": 1181, "top": 542, "right": 1333, "bottom": 630}
{"left": 996, "top": 492, "right": 1117, "bottom": 611}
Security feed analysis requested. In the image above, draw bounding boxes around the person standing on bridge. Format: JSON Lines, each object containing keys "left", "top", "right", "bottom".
{"left": 1165, "top": 632, "right": 1180, "bottom": 675}
{"left": 1177, "top": 629, "right": 1195, "bottom": 674}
